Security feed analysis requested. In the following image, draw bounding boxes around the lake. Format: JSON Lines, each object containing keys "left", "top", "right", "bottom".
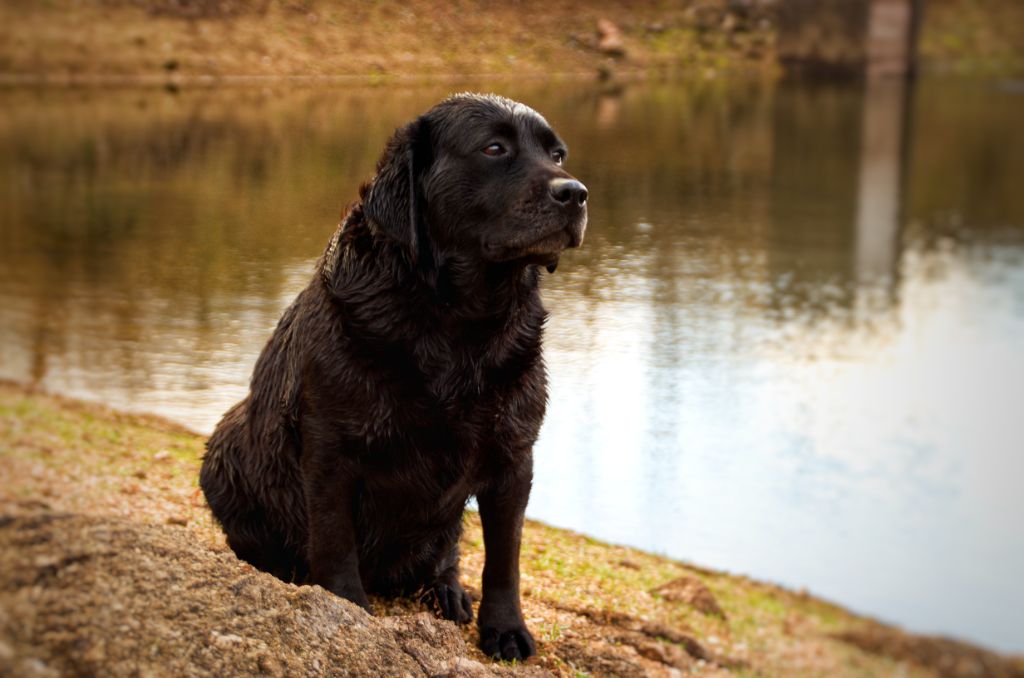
{"left": 1, "top": 76, "right": 1022, "bottom": 653}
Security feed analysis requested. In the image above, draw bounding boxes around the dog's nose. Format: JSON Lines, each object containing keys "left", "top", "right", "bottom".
{"left": 549, "top": 178, "right": 588, "bottom": 207}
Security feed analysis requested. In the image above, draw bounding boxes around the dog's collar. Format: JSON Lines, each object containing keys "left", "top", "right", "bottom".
{"left": 321, "top": 215, "right": 420, "bottom": 289}
{"left": 320, "top": 219, "right": 346, "bottom": 286}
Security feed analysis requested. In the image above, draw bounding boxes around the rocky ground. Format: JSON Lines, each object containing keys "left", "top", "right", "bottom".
{"left": 1, "top": 381, "right": 1022, "bottom": 677}
{"left": 0, "top": 513, "right": 535, "bottom": 678}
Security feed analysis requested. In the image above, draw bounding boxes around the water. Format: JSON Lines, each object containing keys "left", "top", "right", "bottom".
{"left": 1, "top": 77, "right": 1022, "bottom": 653}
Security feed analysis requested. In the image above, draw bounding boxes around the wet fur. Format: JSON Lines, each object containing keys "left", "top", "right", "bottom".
{"left": 199, "top": 94, "right": 586, "bottom": 660}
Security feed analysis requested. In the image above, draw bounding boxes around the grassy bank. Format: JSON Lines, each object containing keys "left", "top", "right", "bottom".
{"left": 0, "top": 0, "right": 775, "bottom": 85}
{"left": 2, "top": 381, "right": 1022, "bottom": 676}
{"left": 3, "top": 0, "right": 1024, "bottom": 85}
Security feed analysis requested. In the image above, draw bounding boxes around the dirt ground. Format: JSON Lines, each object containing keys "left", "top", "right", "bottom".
{"left": 1, "top": 381, "right": 1022, "bottom": 677}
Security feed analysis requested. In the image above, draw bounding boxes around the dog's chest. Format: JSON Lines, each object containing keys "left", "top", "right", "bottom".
{"left": 413, "top": 328, "right": 511, "bottom": 405}
{"left": 350, "top": 318, "right": 544, "bottom": 523}
{"left": 346, "top": 306, "right": 545, "bottom": 459}
{"left": 373, "top": 336, "right": 533, "bottom": 462}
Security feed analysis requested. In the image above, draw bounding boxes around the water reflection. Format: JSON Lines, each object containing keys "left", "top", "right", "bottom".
{"left": 1, "top": 78, "right": 1022, "bottom": 652}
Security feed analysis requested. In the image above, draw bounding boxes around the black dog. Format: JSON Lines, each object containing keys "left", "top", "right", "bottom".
{"left": 199, "top": 93, "right": 587, "bottom": 661}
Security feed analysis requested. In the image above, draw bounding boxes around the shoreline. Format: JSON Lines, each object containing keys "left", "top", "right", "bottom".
{"left": 0, "top": 71, "right": 608, "bottom": 88}
{"left": 2, "top": 379, "right": 1021, "bottom": 676}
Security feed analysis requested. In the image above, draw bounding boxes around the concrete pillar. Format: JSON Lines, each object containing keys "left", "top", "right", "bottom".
{"left": 854, "top": 76, "right": 908, "bottom": 285}
{"left": 767, "top": 75, "right": 913, "bottom": 299}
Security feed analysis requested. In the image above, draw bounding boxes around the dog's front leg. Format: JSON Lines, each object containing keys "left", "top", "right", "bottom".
{"left": 476, "top": 453, "right": 536, "bottom": 661}
{"left": 302, "top": 446, "right": 370, "bottom": 612}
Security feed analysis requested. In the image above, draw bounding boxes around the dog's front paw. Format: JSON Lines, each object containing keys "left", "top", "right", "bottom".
{"left": 478, "top": 620, "right": 536, "bottom": 661}
{"left": 424, "top": 578, "right": 473, "bottom": 624}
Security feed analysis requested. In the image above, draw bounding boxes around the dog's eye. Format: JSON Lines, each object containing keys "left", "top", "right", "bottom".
{"left": 552, "top": 149, "right": 566, "bottom": 165}
{"left": 482, "top": 143, "right": 507, "bottom": 157}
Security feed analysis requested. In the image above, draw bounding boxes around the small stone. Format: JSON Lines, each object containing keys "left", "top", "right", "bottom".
{"left": 257, "top": 653, "right": 283, "bottom": 675}
{"left": 651, "top": 576, "right": 726, "bottom": 618}
{"left": 19, "top": 658, "right": 58, "bottom": 678}
{"left": 211, "top": 631, "right": 245, "bottom": 647}
{"left": 83, "top": 641, "right": 106, "bottom": 662}
{"left": 596, "top": 18, "right": 626, "bottom": 57}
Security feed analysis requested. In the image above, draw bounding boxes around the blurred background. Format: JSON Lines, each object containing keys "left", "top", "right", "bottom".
{"left": 1, "top": 0, "right": 1022, "bottom": 656}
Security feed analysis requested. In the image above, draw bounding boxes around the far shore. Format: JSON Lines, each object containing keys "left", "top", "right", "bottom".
{"left": 0, "top": 0, "right": 776, "bottom": 87}
{"left": 2, "top": 0, "right": 1022, "bottom": 90}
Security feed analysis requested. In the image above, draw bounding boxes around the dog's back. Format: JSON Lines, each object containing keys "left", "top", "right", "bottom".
{"left": 200, "top": 297, "right": 309, "bottom": 581}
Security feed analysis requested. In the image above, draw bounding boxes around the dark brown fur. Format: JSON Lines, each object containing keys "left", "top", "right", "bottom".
{"left": 199, "top": 93, "right": 587, "bottom": 660}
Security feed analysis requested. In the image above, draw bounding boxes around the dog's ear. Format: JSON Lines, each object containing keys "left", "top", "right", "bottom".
{"left": 363, "top": 117, "right": 434, "bottom": 269}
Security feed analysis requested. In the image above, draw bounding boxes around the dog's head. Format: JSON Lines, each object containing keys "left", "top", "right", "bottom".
{"left": 363, "top": 93, "right": 587, "bottom": 275}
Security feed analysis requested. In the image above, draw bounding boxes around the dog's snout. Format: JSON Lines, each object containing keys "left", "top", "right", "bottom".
{"left": 549, "top": 178, "right": 588, "bottom": 207}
